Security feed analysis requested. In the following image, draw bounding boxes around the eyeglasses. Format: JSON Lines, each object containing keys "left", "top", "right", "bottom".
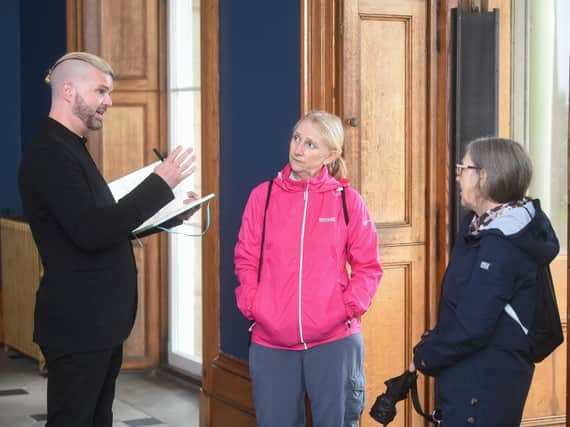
{"left": 455, "top": 163, "right": 481, "bottom": 176}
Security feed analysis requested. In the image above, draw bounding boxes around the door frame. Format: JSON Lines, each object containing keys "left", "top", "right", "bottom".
{"left": 200, "top": 0, "right": 259, "bottom": 424}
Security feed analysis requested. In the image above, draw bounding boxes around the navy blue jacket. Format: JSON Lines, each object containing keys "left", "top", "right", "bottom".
{"left": 414, "top": 200, "right": 559, "bottom": 426}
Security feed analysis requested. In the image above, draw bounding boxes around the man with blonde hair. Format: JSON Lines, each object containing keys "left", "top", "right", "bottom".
{"left": 19, "top": 51, "right": 197, "bottom": 426}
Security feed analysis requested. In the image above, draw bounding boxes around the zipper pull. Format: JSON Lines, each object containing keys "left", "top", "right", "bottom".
{"left": 248, "top": 321, "right": 256, "bottom": 332}
{"left": 347, "top": 320, "right": 352, "bottom": 328}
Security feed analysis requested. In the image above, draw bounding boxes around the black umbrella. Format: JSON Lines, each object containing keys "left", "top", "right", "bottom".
{"left": 370, "top": 370, "right": 440, "bottom": 426}
{"left": 369, "top": 370, "right": 417, "bottom": 425}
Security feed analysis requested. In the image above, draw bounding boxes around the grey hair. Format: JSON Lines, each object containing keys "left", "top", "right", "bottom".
{"left": 466, "top": 137, "right": 533, "bottom": 203}
{"left": 45, "top": 52, "right": 114, "bottom": 85}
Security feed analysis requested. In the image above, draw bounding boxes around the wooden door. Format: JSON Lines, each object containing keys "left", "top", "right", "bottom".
{"left": 66, "top": 0, "right": 166, "bottom": 369}
{"left": 342, "top": 1, "right": 434, "bottom": 426}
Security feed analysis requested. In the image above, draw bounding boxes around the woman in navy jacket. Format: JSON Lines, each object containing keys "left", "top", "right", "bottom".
{"left": 411, "top": 137, "right": 559, "bottom": 426}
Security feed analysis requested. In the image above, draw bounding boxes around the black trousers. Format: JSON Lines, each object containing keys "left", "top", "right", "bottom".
{"left": 41, "top": 345, "right": 123, "bottom": 427}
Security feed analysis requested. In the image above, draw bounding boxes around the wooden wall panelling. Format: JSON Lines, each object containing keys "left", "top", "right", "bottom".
{"left": 0, "top": 219, "right": 45, "bottom": 368}
{"left": 156, "top": 0, "right": 169, "bottom": 366}
{"left": 0, "top": 291, "right": 3, "bottom": 344}
{"left": 487, "top": 0, "right": 511, "bottom": 137}
{"left": 424, "top": 1, "right": 443, "bottom": 414}
{"left": 79, "top": 0, "right": 159, "bottom": 91}
{"left": 99, "top": 91, "right": 162, "bottom": 369}
{"left": 66, "top": 0, "right": 82, "bottom": 51}
{"left": 300, "top": 0, "right": 341, "bottom": 114}
{"left": 435, "top": 0, "right": 453, "bottom": 287}
{"left": 364, "top": 245, "right": 427, "bottom": 426}
{"left": 342, "top": 1, "right": 433, "bottom": 425}
{"left": 99, "top": 92, "right": 159, "bottom": 180}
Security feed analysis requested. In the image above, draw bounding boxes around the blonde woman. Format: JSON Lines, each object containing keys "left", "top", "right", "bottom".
{"left": 235, "top": 111, "right": 383, "bottom": 426}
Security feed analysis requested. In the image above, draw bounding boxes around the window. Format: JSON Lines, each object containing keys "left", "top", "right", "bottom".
{"left": 167, "top": 0, "right": 202, "bottom": 376}
{"left": 512, "top": 0, "right": 569, "bottom": 253}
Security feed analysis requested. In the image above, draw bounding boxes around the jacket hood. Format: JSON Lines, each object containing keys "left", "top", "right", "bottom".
{"left": 274, "top": 163, "right": 348, "bottom": 193}
{"left": 478, "top": 199, "right": 560, "bottom": 266}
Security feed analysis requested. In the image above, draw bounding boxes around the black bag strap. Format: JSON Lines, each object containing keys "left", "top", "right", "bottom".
{"left": 410, "top": 376, "right": 440, "bottom": 424}
{"left": 341, "top": 187, "right": 349, "bottom": 225}
{"left": 257, "top": 179, "right": 273, "bottom": 283}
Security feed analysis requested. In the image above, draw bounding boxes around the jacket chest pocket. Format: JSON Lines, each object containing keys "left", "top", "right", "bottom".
{"left": 441, "top": 256, "right": 478, "bottom": 306}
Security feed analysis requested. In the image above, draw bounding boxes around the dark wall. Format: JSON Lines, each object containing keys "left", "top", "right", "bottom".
{"left": 219, "top": 1, "right": 300, "bottom": 360}
{"left": 0, "top": 0, "right": 66, "bottom": 217}
{"left": 0, "top": 1, "right": 22, "bottom": 217}
{"left": 20, "top": 2, "right": 67, "bottom": 152}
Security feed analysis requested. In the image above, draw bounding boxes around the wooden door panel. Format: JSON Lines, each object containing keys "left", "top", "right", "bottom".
{"left": 98, "top": 81, "right": 162, "bottom": 368}
{"left": 360, "top": 16, "right": 408, "bottom": 225}
{"left": 210, "top": 397, "right": 256, "bottom": 427}
{"left": 363, "top": 245, "right": 427, "bottom": 427}
{"left": 343, "top": 1, "right": 430, "bottom": 426}
{"left": 100, "top": 92, "right": 159, "bottom": 180}
{"left": 345, "top": 0, "right": 426, "bottom": 246}
{"left": 81, "top": 0, "right": 159, "bottom": 91}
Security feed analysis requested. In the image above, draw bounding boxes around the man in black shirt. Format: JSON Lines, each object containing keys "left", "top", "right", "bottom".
{"left": 19, "top": 52, "right": 197, "bottom": 426}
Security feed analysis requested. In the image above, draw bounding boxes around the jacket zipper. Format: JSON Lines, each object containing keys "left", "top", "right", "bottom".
{"left": 298, "top": 184, "right": 309, "bottom": 350}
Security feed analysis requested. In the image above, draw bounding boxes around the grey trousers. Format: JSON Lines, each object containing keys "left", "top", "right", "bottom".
{"left": 249, "top": 333, "right": 365, "bottom": 427}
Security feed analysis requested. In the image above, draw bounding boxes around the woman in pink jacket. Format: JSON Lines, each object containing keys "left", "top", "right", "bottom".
{"left": 235, "top": 110, "right": 383, "bottom": 426}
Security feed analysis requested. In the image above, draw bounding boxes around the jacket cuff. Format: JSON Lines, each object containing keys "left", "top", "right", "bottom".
{"left": 342, "top": 291, "right": 355, "bottom": 319}
{"left": 413, "top": 341, "right": 438, "bottom": 377}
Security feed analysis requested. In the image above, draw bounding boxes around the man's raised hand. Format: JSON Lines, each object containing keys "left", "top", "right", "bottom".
{"left": 153, "top": 146, "right": 197, "bottom": 189}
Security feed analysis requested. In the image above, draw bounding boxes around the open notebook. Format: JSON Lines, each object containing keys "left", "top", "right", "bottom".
{"left": 108, "top": 161, "right": 215, "bottom": 234}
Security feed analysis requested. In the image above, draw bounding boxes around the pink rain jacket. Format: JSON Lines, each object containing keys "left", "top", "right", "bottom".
{"left": 235, "top": 164, "right": 382, "bottom": 350}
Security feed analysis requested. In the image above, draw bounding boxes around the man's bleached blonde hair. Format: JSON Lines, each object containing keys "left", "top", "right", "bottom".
{"left": 45, "top": 52, "right": 114, "bottom": 85}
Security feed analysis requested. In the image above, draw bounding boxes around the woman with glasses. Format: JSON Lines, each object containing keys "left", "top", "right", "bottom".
{"left": 410, "top": 137, "right": 559, "bottom": 426}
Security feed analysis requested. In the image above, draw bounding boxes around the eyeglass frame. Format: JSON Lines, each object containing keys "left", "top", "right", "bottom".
{"left": 455, "top": 163, "right": 482, "bottom": 176}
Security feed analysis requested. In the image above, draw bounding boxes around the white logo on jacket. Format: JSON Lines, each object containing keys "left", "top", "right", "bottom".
{"left": 480, "top": 261, "right": 491, "bottom": 270}
{"left": 319, "top": 217, "right": 336, "bottom": 223}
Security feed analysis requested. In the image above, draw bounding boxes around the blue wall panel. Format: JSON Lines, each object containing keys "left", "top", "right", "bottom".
{"left": 0, "top": 1, "right": 22, "bottom": 217}
{"left": 219, "top": 1, "right": 300, "bottom": 360}
{"left": 0, "top": 0, "right": 65, "bottom": 218}
{"left": 20, "top": 1, "right": 67, "bottom": 152}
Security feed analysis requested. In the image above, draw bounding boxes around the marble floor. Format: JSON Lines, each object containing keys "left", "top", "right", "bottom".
{"left": 0, "top": 349, "right": 200, "bottom": 427}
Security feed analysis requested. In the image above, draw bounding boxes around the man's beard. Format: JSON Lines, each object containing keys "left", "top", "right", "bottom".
{"left": 72, "top": 93, "right": 103, "bottom": 131}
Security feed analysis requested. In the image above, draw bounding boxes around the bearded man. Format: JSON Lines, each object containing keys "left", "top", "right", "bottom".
{"left": 19, "top": 52, "right": 196, "bottom": 427}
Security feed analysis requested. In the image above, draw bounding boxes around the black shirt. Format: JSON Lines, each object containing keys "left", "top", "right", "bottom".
{"left": 19, "top": 117, "right": 173, "bottom": 352}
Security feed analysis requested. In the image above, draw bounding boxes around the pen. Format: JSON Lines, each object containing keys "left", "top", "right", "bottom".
{"left": 153, "top": 148, "right": 165, "bottom": 161}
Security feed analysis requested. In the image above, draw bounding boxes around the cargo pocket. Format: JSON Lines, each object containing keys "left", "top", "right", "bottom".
{"left": 344, "top": 372, "right": 366, "bottom": 424}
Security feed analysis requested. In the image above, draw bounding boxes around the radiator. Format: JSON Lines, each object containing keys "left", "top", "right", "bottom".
{"left": 0, "top": 218, "right": 44, "bottom": 368}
